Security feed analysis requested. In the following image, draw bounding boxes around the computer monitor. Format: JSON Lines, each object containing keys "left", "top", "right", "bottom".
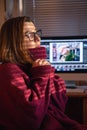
{"left": 41, "top": 36, "right": 87, "bottom": 83}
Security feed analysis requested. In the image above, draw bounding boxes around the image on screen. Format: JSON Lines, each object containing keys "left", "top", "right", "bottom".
{"left": 50, "top": 42, "right": 82, "bottom": 63}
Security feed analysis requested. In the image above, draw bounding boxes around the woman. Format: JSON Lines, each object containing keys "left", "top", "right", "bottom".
{"left": 0, "top": 16, "right": 86, "bottom": 130}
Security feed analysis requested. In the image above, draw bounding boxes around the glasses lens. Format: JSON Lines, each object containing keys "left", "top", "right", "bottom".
{"left": 29, "top": 33, "right": 35, "bottom": 40}
{"left": 25, "top": 32, "right": 34, "bottom": 41}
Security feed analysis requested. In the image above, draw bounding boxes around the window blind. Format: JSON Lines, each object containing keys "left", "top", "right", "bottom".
{"left": 23, "top": 0, "right": 87, "bottom": 37}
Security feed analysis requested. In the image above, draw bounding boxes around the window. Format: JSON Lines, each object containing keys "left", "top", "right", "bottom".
{"left": 23, "top": 0, "right": 87, "bottom": 37}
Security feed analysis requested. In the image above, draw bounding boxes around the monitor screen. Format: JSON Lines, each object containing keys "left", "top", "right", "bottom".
{"left": 41, "top": 36, "right": 87, "bottom": 73}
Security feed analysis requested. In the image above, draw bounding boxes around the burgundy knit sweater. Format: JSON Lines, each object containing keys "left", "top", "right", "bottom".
{"left": 0, "top": 47, "right": 87, "bottom": 130}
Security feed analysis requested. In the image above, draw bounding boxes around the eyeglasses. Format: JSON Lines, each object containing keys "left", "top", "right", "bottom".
{"left": 25, "top": 29, "right": 42, "bottom": 41}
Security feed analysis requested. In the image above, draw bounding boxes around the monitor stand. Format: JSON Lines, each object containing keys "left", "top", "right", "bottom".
{"left": 65, "top": 80, "right": 77, "bottom": 89}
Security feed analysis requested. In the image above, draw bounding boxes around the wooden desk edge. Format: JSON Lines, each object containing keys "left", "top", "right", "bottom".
{"left": 66, "top": 90, "right": 87, "bottom": 97}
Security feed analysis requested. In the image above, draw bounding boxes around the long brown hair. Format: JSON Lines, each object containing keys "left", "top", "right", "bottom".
{"left": 0, "top": 16, "right": 33, "bottom": 64}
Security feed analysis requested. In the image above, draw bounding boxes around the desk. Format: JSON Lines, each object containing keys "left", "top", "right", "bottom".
{"left": 66, "top": 86, "right": 87, "bottom": 125}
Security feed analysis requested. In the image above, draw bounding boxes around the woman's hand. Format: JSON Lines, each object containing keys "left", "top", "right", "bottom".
{"left": 32, "top": 59, "right": 50, "bottom": 67}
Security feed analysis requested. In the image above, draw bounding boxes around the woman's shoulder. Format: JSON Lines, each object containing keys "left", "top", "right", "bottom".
{"left": 0, "top": 62, "right": 22, "bottom": 75}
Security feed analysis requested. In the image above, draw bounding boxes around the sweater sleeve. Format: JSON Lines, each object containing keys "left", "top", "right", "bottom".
{"left": 50, "top": 74, "right": 68, "bottom": 112}
{"left": 0, "top": 63, "right": 53, "bottom": 129}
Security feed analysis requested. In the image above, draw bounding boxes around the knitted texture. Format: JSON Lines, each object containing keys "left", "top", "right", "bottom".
{"left": 28, "top": 46, "right": 47, "bottom": 61}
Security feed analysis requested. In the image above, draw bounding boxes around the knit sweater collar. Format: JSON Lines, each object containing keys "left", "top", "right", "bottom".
{"left": 19, "top": 46, "right": 47, "bottom": 74}
{"left": 28, "top": 46, "right": 47, "bottom": 61}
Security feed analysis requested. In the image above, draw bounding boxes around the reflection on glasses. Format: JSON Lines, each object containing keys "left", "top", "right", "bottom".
{"left": 25, "top": 29, "right": 42, "bottom": 41}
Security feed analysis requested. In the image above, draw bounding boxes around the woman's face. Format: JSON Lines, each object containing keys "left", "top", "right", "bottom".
{"left": 23, "top": 22, "right": 41, "bottom": 49}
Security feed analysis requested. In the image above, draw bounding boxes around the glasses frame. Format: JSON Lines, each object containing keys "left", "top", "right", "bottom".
{"left": 25, "top": 29, "right": 42, "bottom": 41}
